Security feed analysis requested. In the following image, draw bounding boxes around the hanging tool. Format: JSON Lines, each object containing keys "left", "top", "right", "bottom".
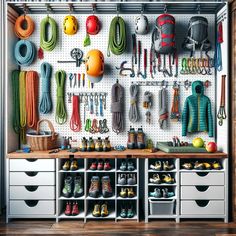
{"left": 132, "top": 34, "right": 137, "bottom": 64}
{"left": 82, "top": 73, "right": 85, "bottom": 87}
{"left": 57, "top": 48, "right": 83, "bottom": 67}
{"left": 116, "top": 61, "right": 135, "bottom": 77}
{"left": 174, "top": 53, "right": 178, "bottom": 77}
{"left": 78, "top": 73, "right": 81, "bottom": 88}
{"left": 73, "top": 73, "right": 77, "bottom": 88}
{"left": 137, "top": 41, "right": 142, "bottom": 77}
{"left": 150, "top": 48, "right": 154, "bottom": 78}
{"left": 143, "top": 49, "right": 147, "bottom": 79}
{"left": 69, "top": 73, "right": 74, "bottom": 88}
{"left": 217, "top": 75, "right": 227, "bottom": 126}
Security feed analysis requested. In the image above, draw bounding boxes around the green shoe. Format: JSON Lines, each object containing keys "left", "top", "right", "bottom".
{"left": 127, "top": 204, "right": 135, "bottom": 218}
{"left": 62, "top": 176, "right": 73, "bottom": 198}
{"left": 120, "top": 206, "right": 127, "bottom": 218}
{"left": 73, "top": 176, "right": 83, "bottom": 198}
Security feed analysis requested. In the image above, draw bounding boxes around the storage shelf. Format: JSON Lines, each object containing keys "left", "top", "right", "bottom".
{"left": 116, "top": 170, "right": 137, "bottom": 173}
{"left": 86, "top": 195, "right": 116, "bottom": 200}
{"left": 148, "top": 197, "right": 176, "bottom": 200}
{"left": 116, "top": 215, "right": 138, "bottom": 220}
{"left": 59, "top": 212, "right": 85, "bottom": 219}
{"left": 148, "top": 214, "right": 177, "bottom": 219}
{"left": 116, "top": 184, "right": 138, "bottom": 187}
{"left": 59, "top": 196, "right": 85, "bottom": 200}
{"left": 148, "top": 169, "right": 176, "bottom": 173}
{"left": 59, "top": 169, "right": 85, "bottom": 173}
{"left": 86, "top": 211, "right": 116, "bottom": 219}
{"left": 117, "top": 196, "right": 138, "bottom": 200}
{"left": 86, "top": 169, "right": 116, "bottom": 173}
{"left": 179, "top": 169, "right": 224, "bottom": 172}
{"left": 148, "top": 183, "right": 176, "bottom": 186}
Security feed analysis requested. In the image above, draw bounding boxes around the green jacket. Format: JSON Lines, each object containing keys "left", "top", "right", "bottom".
{"left": 182, "top": 81, "right": 213, "bottom": 137}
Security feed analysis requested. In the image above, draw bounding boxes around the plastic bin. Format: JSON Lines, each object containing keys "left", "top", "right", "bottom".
{"left": 149, "top": 199, "right": 175, "bottom": 215}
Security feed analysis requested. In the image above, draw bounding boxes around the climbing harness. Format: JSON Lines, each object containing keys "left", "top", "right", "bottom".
{"left": 14, "top": 15, "right": 35, "bottom": 39}
{"left": 170, "top": 82, "right": 181, "bottom": 122}
{"left": 129, "top": 84, "right": 140, "bottom": 123}
{"left": 85, "top": 119, "right": 92, "bottom": 132}
{"left": 12, "top": 70, "right": 20, "bottom": 134}
{"left": 70, "top": 95, "right": 82, "bottom": 132}
{"left": 215, "top": 21, "right": 223, "bottom": 71}
{"left": 14, "top": 40, "right": 36, "bottom": 66}
{"left": 99, "top": 119, "right": 109, "bottom": 134}
{"left": 90, "top": 119, "right": 100, "bottom": 134}
{"left": 55, "top": 70, "right": 67, "bottom": 124}
{"left": 107, "top": 16, "right": 126, "bottom": 56}
{"left": 39, "top": 62, "right": 52, "bottom": 114}
{"left": 217, "top": 75, "right": 227, "bottom": 126}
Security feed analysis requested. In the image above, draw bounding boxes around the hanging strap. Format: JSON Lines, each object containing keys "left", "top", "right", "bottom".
{"left": 70, "top": 95, "right": 82, "bottom": 132}
{"left": 215, "top": 21, "right": 223, "bottom": 71}
{"left": 128, "top": 84, "right": 140, "bottom": 123}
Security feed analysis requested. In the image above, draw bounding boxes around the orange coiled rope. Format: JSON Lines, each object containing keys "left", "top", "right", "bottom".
{"left": 26, "top": 71, "right": 39, "bottom": 129}
{"left": 14, "top": 15, "right": 35, "bottom": 39}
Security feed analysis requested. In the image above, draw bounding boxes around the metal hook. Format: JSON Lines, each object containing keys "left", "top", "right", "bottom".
{"left": 116, "top": 4, "right": 120, "bottom": 17}
{"left": 68, "top": 3, "right": 73, "bottom": 14}
{"left": 92, "top": 3, "right": 96, "bottom": 15}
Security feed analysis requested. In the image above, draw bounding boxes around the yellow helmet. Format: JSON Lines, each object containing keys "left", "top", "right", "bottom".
{"left": 63, "top": 15, "right": 78, "bottom": 35}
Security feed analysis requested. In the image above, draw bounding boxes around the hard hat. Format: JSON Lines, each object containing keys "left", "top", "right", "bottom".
{"left": 85, "top": 49, "right": 104, "bottom": 83}
{"left": 86, "top": 15, "right": 100, "bottom": 35}
{"left": 63, "top": 15, "right": 78, "bottom": 35}
{"left": 135, "top": 15, "right": 149, "bottom": 35}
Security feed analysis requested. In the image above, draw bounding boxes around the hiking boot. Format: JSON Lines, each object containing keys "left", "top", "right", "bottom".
{"left": 89, "top": 176, "right": 100, "bottom": 198}
{"left": 103, "top": 137, "right": 111, "bottom": 152}
{"left": 120, "top": 160, "right": 127, "bottom": 171}
{"left": 92, "top": 203, "right": 101, "bottom": 217}
{"left": 118, "top": 174, "right": 126, "bottom": 185}
{"left": 127, "top": 159, "right": 135, "bottom": 171}
{"left": 101, "top": 203, "right": 109, "bottom": 217}
{"left": 163, "top": 161, "right": 174, "bottom": 171}
{"left": 95, "top": 137, "right": 103, "bottom": 152}
{"left": 127, "top": 187, "right": 135, "bottom": 198}
{"left": 64, "top": 201, "right": 72, "bottom": 216}
{"left": 127, "top": 127, "right": 136, "bottom": 149}
{"left": 162, "top": 188, "right": 175, "bottom": 198}
{"left": 194, "top": 161, "right": 205, "bottom": 170}
{"left": 127, "top": 203, "right": 135, "bottom": 218}
{"left": 74, "top": 176, "right": 83, "bottom": 198}
{"left": 182, "top": 162, "right": 193, "bottom": 170}
{"left": 72, "top": 201, "right": 79, "bottom": 216}
{"left": 162, "top": 174, "right": 175, "bottom": 184}
{"left": 102, "top": 176, "right": 113, "bottom": 198}
{"left": 150, "top": 161, "right": 162, "bottom": 171}
{"left": 127, "top": 174, "right": 136, "bottom": 185}
{"left": 62, "top": 176, "right": 73, "bottom": 198}
{"left": 104, "top": 159, "right": 112, "bottom": 171}
{"left": 149, "top": 188, "right": 162, "bottom": 198}
{"left": 119, "top": 188, "right": 127, "bottom": 198}
{"left": 203, "top": 162, "right": 212, "bottom": 170}
{"left": 70, "top": 160, "right": 78, "bottom": 171}
{"left": 137, "top": 127, "right": 145, "bottom": 149}
{"left": 120, "top": 205, "right": 127, "bottom": 218}
{"left": 80, "top": 137, "right": 87, "bottom": 152}
{"left": 62, "top": 160, "right": 70, "bottom": 171}
{"left": 89, "top": 159, "right": 97, "bottom": 171}
{"left": 87, "top": 137, "right": 95, "bottom": 152}
{"left": 212, "top": 161, "right": 222, "bottom": 170}
{"left": 149, "top": 174, "right": 161, "bottom": 184}
{"left": 97, "top": 159, "right": 104, "bottom": 170}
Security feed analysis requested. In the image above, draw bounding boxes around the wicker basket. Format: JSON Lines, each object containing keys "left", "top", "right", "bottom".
{"left": 27, "top": 119, "right": 58, "bottom": 151}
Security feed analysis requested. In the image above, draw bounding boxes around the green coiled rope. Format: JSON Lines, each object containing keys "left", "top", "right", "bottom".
{"left": 12, "top": 70, "right": 20, "bottom": 134}
{"left": 107, "top": 16, "right": 126, "bottom": 57}
{"left": 40, "top": 16, "right": 58, "bottom": 51}
{"left": 55, "top": 70, "right": 67, "bottom": 125}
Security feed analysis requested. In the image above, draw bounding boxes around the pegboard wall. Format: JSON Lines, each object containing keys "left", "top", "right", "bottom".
{"left": 18, "top": 13, "right": 217, "bottom": 147}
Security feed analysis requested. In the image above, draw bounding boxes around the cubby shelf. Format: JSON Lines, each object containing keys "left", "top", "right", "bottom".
{"left": 86, "top": 211, "right": 116, "bottom": 219}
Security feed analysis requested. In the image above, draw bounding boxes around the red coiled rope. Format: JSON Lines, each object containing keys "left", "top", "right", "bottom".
{"left": 70, "top": 95, "right": 82, "bottom": 132}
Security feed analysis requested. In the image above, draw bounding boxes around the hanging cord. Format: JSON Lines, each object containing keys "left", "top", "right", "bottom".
{"left": 40, "top": 16, "right": 58, "bottom": 52}
{"left": 215, "top": 21, "right": 223, "bottom": 71}
{"left": 14, "top": 15, "right": 35, "bottom": 39}
{"left": 19, "top": 71, "right": 27, "bottom": 144}
{"left": 26, "top": 71, "right": 39, "bottom": 130}
{"left": 111, "top": 82, "right": 124, "bottom": 134}
{"left": 70, "top": 95, "right": 82, "bottom": 132}
{"left": 12, "top": 70, "right": 20, "bottom": 134}
{"left": 14, "top": 40, "right": 36, "bottom": 66}
{"left": 107, "top": 16, "right": 126, "bottom": 56}
{"left": 39, "top": 62, "right": 52, "bottom": 114}
{"left": 129, "top": 84, "right": 140, "bottom": 123}
{"left": 55, "top": 70, "right": 67, "bottom": 124}
{"left": 170, "top": 87, "right": 181, "bottom": 121}
{"left": 158, "top": 88, "right": 168, "bottom": 129}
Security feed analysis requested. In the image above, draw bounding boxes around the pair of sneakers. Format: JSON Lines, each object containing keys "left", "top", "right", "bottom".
{"left": 149, "top": 188, "right": 175, "bottom": 198}
{"left": 149, "top": 173, "right": 175, "bottom": 184}
{"left": 62, "top": 176, "right": 83, "bottom": 198}
{"left": 92, "top": 202, "right": 109, "bottom": 217}
{"left": 64, "top": 201, "right": 79, "bottom": 216}
{"left": 118, "top": 174, "right": 136, "bottom": 185}
{"left": 120, "top": 202, "right": 135, "bottom": 218}
{"left": 120, "top": 159, "right": 135, "bottom": 171}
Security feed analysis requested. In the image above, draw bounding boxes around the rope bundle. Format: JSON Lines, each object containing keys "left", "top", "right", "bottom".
{"left": 26, "top": 71, "right": 39, "bottom": 129}
{"left": 14, "top": 15, "right": 35, "bottom": 39}
{"left": 107, "top": 16, "right": 126, "bottom": 56}
{"left": 70, "top": 95, "right": 82, "bottom": 132}
{"left": 129, "top": 84, "right": 140, "bottom": 123}
{"left": 40, "top": 16, "right": 58, "bottom": 51}
{"left": 39, "top": 62, "right": 52, "bottom": 114}
{"left": 55, "top": 70, "right": 67, "bottom": 124}
{"left": 14, "top": 40, "right": 36, "bottom": 66}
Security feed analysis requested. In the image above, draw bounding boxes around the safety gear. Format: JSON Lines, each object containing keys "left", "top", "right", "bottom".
{"left": 85, "top": 49, "right": 104, "bottom": 83}
{"left": 135, "top": 14, "right": 149, "bottom": 35}
{"left": 63, "top": 15, "right": 78, "bottom": 35}
{"left": 86, "top": 15, "right": 100, "bottom": 35}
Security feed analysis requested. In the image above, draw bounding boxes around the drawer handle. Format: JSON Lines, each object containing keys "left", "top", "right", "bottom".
{"left": 26, "top": 159, "right": 38, "bottom": 162}
{"left": 24, "top": 200, "right": 39, "bottom": 207}
{"left": 196, "top": 172, "right": 209, "bottom": 177}
{"left": 25, "top": 186, "right": 39, "bottom": 192}
{"left": 195, "top": 200, "right": 210, "bottom": 207}
{"left": 195, "top": 186, "right": 209, "bottom": 192}
{"left": 25, "top": 172, "right": 38, "bottom": 177}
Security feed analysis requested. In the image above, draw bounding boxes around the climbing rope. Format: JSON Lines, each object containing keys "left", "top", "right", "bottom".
{"left": 129, "top": 84, "right": 139, "bottom": 123}
{"left": 14, "top": 40, "right": 36, "bottom": 66}
{"left": 40, "top": 16, "right": 58, "bottom": 51}
{"left": 107, "top": 16, "right": 126, "bottom": 56}
{"left": 14, "top": 15, "right": 35, "bottom": 39}
{"left": 39, "top": 62, "right": 52, "bottom": 114}
{"left": 70, "top": 95, "right": 82, "bottom": 132}
{"left": 26, "top": 71, "right": 39, "bottom": 129}
{"left": 55, "top": 70, "right": 67, "bottom": 124}
{"left": 19, "top": 71, "right": 27, "bottom": 144}
{"left": 12, "top": 70, "right": 20, "bottom": 134}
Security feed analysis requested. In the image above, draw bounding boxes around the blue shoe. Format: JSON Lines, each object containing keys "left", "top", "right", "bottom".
{"left": 149, "top": 188, "right": 162, "bottom": 198}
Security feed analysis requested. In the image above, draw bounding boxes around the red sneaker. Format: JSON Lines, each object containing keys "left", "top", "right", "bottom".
{"left": 104, "top": 160, "right": 112, "bottom": 171}
{"left": 64, "top": 202, "right": 72, "bottom": 216}
{"left": 72, "top": 202, "right": 79, "bottom": 216}
{"left": 97, "top": 160, "right": 104, "bottom": 170}
{"left": 89, "top": 160, "right": 97, "bottom": 171}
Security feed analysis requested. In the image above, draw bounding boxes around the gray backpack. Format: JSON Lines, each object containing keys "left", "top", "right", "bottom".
{"left": 182, "top": 16, "right": 211, "bottom": 57}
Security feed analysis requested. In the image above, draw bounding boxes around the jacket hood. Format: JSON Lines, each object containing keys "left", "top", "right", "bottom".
{"left": 192, "top": 81, "right": 204, "bottom": 96}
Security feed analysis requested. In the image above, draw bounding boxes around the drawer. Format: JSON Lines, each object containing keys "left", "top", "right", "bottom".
{"left": 181, "top": 200, "right": 225, "bottom": 215}
{"left": 9, "top": 200, "right": 55, "bottom": 215}
{"left": 181, "top": 172, "right": 224, "bottom": 185}
{"left": 181, "top": 186, "right": 225, "bottom": 200}
{"left": 10, "top": 172, "right": 55, "bottom": 186}
{"left": 10, "top": 186, "right": 55, "bottom": 200}
{"left": 10, "top": 159, "right": 55, "bottom": 171}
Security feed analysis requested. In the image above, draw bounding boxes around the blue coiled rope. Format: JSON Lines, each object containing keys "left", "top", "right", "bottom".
{"left": 39, "top": 62, "right": 52, "bottom": 114}
{"left": 14, "top": 40, "right": 36, "bottom": 66}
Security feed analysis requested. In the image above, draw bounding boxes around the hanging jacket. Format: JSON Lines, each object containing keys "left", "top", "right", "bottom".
{"left": 182, "top": 81, "right": 213, "bottom": 137}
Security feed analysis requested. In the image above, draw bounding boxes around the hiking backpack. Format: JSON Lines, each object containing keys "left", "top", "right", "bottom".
{"left": 182, "top": 16, "right": 211, "bottom": 57}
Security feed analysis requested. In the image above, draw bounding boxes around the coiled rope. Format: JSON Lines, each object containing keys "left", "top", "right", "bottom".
{"left": 12, "top": 70, "right": 20, "bottom": 134}
{"left": 55, "top": 70, "right": 67, "bottom": 124}
{"left": 14, "top": 40, "right": 36, "bottom": 66}
{"left": 26, "top": 71, "right": 39, "bottom": 129}
{"left": 39, "top": 62, "right": 52, "bottom": 114}
{"left": 129, "top": 84, "right": 140, "bottom": 123}
{"left": 40, "top": 16, "right": 58, "bottom": 51}
{"left": 107, "top": 16, "right": 126, "bottom": 56}
{"left": 19, "top": 71, "right": 27, "bottom": 144}
{"left": 14, "top": 15, "right": 35, "bottom": 39}
{"left": 70, "top": 95, "right": 82, "bottom": 132}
